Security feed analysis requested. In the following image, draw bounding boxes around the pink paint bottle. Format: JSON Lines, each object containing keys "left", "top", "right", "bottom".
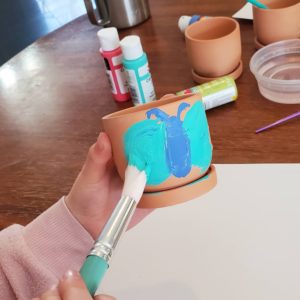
{"left": 97, "top": 27, "right": 130, "bottom": 102}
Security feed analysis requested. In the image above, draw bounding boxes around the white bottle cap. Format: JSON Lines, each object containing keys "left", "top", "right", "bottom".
{"left": 120, "top": 35, "right": 143, "bottom": 61}
{"left": 97, "top": 27, "right": 120, "bottom": 51}
{"left": 178, "top": 16, "right": 192, "bottom": 33}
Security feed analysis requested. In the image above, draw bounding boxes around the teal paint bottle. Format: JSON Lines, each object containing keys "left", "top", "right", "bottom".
{"left": 120, "top": 35, "right": 156, "bottom": 106}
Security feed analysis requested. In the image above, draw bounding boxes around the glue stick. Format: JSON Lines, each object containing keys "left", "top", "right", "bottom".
{"left": 120, "top": 35, "right": 156, "bottom": 106}
{"left": 97, "top": 28, "right": 130, "bottom": 102}
{"left": 176, "top": 76, "right": 238, "bottom": 110}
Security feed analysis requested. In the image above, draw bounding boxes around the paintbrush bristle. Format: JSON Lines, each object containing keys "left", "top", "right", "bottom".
{"left": 122, "top": 165, "right": 147, "bottom": 203}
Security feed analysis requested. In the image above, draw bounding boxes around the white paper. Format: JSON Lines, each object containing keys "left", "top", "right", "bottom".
{"left": 233, "top": 3, "right": 253, "bottom": 20}
{"left": 100, "top": 164, "right": 300, "bottom": 300}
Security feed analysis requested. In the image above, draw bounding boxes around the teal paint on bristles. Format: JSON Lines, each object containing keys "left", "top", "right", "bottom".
{"left": 247, "top": 0, "right": 268, "bottom": 9}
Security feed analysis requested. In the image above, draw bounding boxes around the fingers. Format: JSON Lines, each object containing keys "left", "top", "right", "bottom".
{"left": 37, "top": 270, "right": 100, "bottom": 300}
{"left": 160, "top": 94, "right": 176, "bottom": 100}
{"left": 94, "top": 294, "right": 116, "bottom": 300}
{"left": 58, "top": 270, "right": 93, "bottom": 300}
{"left": 39, "top": 285, "right": 60, "bottom": 300}
{"left": 80, "top": 132, "right": 113, "bottom": 183}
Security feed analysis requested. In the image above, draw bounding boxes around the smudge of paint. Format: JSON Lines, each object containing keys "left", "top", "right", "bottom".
{"left": 124, "top": 119, "right": 170, "bottom": 185}
{"left": 187, "top": 173, "right": 209, "bottom": 186}
{"left": 124, "top": 100, "right": 212, "bottom": 185}
{"left": 146, "top": 102, "right": 191, "bottom": 178}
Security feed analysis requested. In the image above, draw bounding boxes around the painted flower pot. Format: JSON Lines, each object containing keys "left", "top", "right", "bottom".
{"left": 253, "top": 0, "right": 300, "bottom": 47}
{"left": 102, "top": 94, "right": 216, "bottom": 208}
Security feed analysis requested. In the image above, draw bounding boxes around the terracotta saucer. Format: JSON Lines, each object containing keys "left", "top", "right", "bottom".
{"left": 254, "top": 36, "right": 266, "bottom": 49}
{"left": 191, "top": 60, "right": 243, "bottom": 84}
{"left": 138, "top": 165, "right": 217, "bottom": 209}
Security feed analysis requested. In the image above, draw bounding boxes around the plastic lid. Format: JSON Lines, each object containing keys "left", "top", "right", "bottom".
{"left": 120, "top": 35, "right": 143, "bottom": 60}
{"left": 178, "top": 16, "right": 192, "bottom": 33}
{"left": 97, "top": 27, "right": 120, "bottom": 51}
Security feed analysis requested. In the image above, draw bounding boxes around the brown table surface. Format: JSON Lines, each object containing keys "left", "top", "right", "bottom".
{"left": 0, "top": 0, "right": 299, "bottom": 229}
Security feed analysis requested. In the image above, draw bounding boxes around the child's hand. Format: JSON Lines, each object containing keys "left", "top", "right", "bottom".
{"left": 34, "top": 270, "right": 115, "bottom": 300}
{"left": 65, "top": 132, "right": 152, "bottom": 239}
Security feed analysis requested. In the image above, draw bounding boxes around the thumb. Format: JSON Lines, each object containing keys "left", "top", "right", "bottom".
{"left": 58, "top": 270, "right": 93, "bottom": 300}
{"left": 94, "top": 295, "right": 116, "bottom": 300}
{"left": 80, "top": 132, "right": 113, "bottom": 184}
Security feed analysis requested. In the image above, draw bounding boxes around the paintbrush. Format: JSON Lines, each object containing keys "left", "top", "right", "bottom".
{"left": 256, "top": 111, "right": 300, "bottom": 134}
{"left": 247, "top": 0, "right": 268, "bottom": 9}
{"left": 80, "top": 165, "right": 147, "bottom": 296}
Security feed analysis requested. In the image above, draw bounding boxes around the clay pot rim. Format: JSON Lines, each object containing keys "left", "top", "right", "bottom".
{"left": 254, "top": 36, "right": 265, "bottom": 49}
{"left": 191, "top": 60, "right": 243, "bottom": 83}
{"left": 102, "top": 93, "right": 202, "bottom": 120}
{"left": 185, "top": 16, "right": 239, "bottom": 43}
{"left": 138, "top": 164, "right": 217, "bottom": 208}
{"left": 253, "top": 0, "right": 299, "bottom": 11}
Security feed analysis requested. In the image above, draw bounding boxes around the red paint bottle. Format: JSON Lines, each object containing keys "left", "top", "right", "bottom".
{"left": 97, "top": 28, "right": 130, "bottom": 102}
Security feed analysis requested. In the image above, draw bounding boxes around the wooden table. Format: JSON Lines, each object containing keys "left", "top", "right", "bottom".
{"left": 0, "top": 0, "right": 299, "bottom": 229}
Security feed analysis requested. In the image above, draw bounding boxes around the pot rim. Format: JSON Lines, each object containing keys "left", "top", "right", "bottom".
{"left": 185, "top": 16, "right": 239, "bottom": 43}
{"left": 252, "top": 0, "right": 299, "bottom": 11}
{"left": 102, "top": 93, "right": 202, "bottom": 120}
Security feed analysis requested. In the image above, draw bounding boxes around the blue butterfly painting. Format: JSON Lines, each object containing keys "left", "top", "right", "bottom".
{"left": 124, "top": 100, "right": 212, "bottom": 185}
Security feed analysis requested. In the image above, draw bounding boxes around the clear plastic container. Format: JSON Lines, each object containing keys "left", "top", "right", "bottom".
{"left": 250, "top": 39, "right": 300, "bottom": 104}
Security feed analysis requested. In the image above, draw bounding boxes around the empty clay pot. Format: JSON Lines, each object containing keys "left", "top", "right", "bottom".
{"left": 185, "top": 17, "right": 242, "bottom": 79}
{"left": 102, "top": 94, "right": 213, "bottom": 196}
{"left": 252, "top": 0, "right": 300, "bottom": 46}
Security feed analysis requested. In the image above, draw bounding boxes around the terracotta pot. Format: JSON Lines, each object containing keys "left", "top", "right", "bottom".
{"left": 185, "top": 17, "right": 242, "bottom": 78}
{"left": 253, "top": 0, "right": 300, "bottom": 46}
{"left": 102, "top": 94, "right": 213, "bottom": 194}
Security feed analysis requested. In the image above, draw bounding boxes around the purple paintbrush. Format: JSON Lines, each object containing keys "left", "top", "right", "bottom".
{"left": 256, "top": 111, "right": 300, "bottom": 134}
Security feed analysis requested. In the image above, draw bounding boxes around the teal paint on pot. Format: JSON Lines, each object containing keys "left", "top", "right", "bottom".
{"left": 124, "top": 119, "right": 170, "bottom": 185}
{"left": 182, "top": 101, "right": 212, "bottom": 173}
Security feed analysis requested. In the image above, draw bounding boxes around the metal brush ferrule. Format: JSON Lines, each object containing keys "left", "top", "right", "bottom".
{"left": 89, "top": 195, "right": 136, "bottom": 264}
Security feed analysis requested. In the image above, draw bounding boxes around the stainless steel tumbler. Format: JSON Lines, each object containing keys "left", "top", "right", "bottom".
{"left": 84, "top": 0, "right": 151, "bottom": 29}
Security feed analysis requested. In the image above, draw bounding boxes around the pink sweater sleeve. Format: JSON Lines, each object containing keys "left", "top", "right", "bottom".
{"left": 0, "top": 197, "right": 94, "bottom": 300}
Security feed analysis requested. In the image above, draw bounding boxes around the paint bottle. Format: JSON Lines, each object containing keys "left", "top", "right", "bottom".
{"left": 178, "top": 15, "right": 208, "bottom": 33}
{"left": 120, "top": 35, "right": 156, "bottom": 106}
{"left": 176, "top": 76, "right": 238, "bottom": 110}
{"left": 97, "top": 27, "right": 130, "bottom": 102}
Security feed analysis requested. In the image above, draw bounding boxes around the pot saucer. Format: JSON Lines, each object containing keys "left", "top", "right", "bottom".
{"left": 138, "top": 165, "right": 217, "bottom": 208}
{"left": 191, "top": 60, "right": 243, "bottom": 84}
{"left": 254, "top": 36, "right": 266, "bottom": 49}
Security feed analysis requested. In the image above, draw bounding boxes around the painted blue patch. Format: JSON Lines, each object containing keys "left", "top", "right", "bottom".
{"left": 146, "top": 102, "right": 191, "bottom": 178}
